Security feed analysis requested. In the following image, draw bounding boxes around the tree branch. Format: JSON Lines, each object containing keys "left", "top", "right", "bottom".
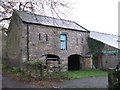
{"left": 0, "top": 17, "right": 11, "bottom": 22}
{"left": 23, "top": 2, "right": 30, "bottom": 11}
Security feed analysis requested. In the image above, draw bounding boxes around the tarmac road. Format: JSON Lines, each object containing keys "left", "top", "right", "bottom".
{"left": 1, "top": 74, "right": 108, "bottom": 89}
{"left": 2, "top": 75, "right": 40, "bottom": 88}
{"left": 56, "top": 76, "right": 108, "bottom": 89}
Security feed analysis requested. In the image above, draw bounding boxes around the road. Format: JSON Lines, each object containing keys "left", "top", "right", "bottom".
{"left": 2, "top": 74, "right": 40, "bottom": 88}
{"left": 1, "top": 74, "right": 108, "bottom": 89}
{"left": 56, "top": 77, "right": 108, "bottom": 89}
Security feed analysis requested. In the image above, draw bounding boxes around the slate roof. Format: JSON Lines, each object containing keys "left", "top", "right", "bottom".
{"left": 15, "top": 10, "right": 88, "bottom": 32}
{"left": 90, "top": 31, "right": 120, "bottom": 49}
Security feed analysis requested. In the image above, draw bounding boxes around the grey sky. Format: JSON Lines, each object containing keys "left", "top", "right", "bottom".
{"left": 65, "top": 0, "right": 119, "bottom": 35}
{"left": 0, "top": 0, "right": 119, "bottom": 35}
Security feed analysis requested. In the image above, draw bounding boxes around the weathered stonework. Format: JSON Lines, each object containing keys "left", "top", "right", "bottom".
{"left": 6, "top": 11, "right": 23, "bottom": 68}
{"left": 6, "top": 10, "right": 90, "bottom": 71}
{"left": 26, "top": 24, "right": 89, "bottom": 70}
{"left": 28, "top": 24, "right": 89, "bottom": 58}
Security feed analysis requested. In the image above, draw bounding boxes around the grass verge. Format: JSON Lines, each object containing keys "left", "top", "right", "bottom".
{"left": 44, "top": 69, "right": 108, "bottom": 80}
{"left": 2, "top": 64, "right": 108, "bottom": 80}
{"left": 66, "top": 69, "right": 108, "bottom": 79}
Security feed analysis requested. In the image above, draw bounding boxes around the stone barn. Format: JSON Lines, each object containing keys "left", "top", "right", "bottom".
{"left": 6, "top": 10, "right": 90, "bottom": 71}
{"left": 90, "top": 31, "right": 120, "bottom": 70}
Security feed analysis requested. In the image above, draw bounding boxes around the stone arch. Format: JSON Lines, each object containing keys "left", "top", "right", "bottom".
{"left": 42, "top": 54, "right": 60, "bottom": 71}
{"left": 68, "top": 54, "right": 82, "bottom": 71}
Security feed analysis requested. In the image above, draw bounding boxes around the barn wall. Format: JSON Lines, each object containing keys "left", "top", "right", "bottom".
{"left": 6, "top": 11, "right": 26, "bottom": 68}
{"left": 27, "top": 24, "right": 90, "bottom": 71}
{"left": 101, "top": 44, "right": 118, "bottom": 69}
{"left": 7, "top": 11, "right": 90, "bottom": 71}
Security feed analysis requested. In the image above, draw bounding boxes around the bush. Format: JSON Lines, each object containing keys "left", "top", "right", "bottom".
{"left": 2, "top": 64, "right": 20, "bottom": 74}
{"left": 23, "top": 58, "right": 43, "bottom": 80}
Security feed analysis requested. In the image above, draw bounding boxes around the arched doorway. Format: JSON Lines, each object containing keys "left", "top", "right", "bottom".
{"left": 45, "top": 54, "right": 60, "bottom": 72}
{"left": 68, "top": 54, "right": 82, "bottom": 71}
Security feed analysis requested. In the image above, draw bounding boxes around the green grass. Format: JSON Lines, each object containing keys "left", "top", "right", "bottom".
{"left": 66, "top": 69, "right": 108, "bottom": 79}
{"left": 44, "top": 69, "right": 108, "bottom": 80}
{"left": 2, "top": 64, "right": 108, "bottom": 80}
{"left": 2, "top": 64, "right": 20, "bottom": 73}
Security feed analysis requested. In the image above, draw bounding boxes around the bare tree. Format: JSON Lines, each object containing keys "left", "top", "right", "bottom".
{"left": 0, "top": 0, "right": 70, "bottom": 30}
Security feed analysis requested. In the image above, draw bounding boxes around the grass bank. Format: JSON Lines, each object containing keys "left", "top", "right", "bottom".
{"left": 66, "top": 69, "right": 107, "bottom": 79}
{"left": 44, "top": 69, "right": 108, "bottom": 80}
{"left": 2, "top": 64, "right": 108, "bottom": 80}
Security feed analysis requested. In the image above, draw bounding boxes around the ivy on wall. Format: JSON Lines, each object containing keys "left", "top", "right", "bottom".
{"left": 87, "top": 37, "right": 105, "bottom": 68}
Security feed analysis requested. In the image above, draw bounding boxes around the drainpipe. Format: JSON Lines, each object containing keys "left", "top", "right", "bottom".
{"left": 27, "top": 24, "right": 29, "bottom": 61}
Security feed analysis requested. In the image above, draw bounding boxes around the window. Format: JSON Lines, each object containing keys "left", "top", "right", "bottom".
{"left": 38, "top": 33, "right": 48, "bottom": 41}
{"left": 46, "top": 34, "right": 48, "bottom": 41}
{"left": 76, "top": 34, "right": 82, "bottom": 45}
{"left": 60, "top": 34, "right": 67, "bottom": 50}
{"left": 81, "top": 37, "right": 83, "bottom": 43}
{"left": 76, "top": 37, "right": 79, "bottom": 45}
{"left": 39, "top": 33, "right": 41, "bottom": 40}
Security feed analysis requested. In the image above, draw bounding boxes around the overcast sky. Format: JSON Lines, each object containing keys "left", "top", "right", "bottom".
{"left": 1, "top": 0, "right": 119, "bottom": 35}
{"left": 64, "top": 0, "right": 119, "bottom": 35}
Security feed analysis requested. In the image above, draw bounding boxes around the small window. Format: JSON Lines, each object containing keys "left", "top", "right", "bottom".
{"left": 39, "top": 33, "right": 41, "bottom": 40}
{"left": 46, "top": 34, "right": 48, "bottom": 41}
{"left": 81, "top": 37, "right": 83, "bottom": 43}
{"left": 76, "top": 37, "right": 79, "bottom": 45}
{"left": 77, "top": 34, "right": 81, "bottom": 45}
{"left": 60, "top": 34, "right": 67, "bottom": 50}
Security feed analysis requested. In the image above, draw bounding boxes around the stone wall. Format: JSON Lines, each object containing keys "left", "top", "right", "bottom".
{"left": 6, "top": 11, "right": 25, "bottom": 68}
{"left": 27, "top": 23, "right": 90, "bottom": 71}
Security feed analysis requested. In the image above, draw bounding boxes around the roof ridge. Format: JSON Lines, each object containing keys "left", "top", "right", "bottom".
{"left": 73, "top": 21, "right": 89, "bottom": 32}
{"left": 90, "top": 30, "right": 119, "bottom": 49}
{"left": 91, "top": 30, "right": 118, "bottom": 36}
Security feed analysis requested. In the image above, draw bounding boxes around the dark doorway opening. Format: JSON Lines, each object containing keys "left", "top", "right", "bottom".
{"left": 68, "top": 54, "right": 81, "bottom": 71}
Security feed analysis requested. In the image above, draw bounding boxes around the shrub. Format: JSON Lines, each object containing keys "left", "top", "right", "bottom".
{"left": 23, "top": 58, "right": 43, "bottom": 80}
{"left": 2, "top": 64, "right": 20, "bottom": 74}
